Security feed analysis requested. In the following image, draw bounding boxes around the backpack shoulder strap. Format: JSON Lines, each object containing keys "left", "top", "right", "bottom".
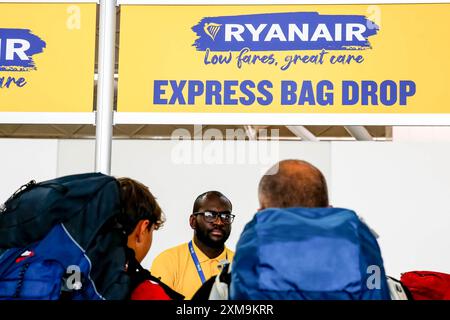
{"left": 147, "top": 273, "right": 185, "bottom": 300}
{"left": 125, "top": 249, "right": 184, "bottom": 300}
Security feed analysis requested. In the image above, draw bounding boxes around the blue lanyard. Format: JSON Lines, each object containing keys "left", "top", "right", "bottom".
{"left": 188, "top": 240, "right": 206, "bottom": 284}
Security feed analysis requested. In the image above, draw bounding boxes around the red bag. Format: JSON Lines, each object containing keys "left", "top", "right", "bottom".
{"left": 400, "top": 271, "right": 450, "bottom": 300}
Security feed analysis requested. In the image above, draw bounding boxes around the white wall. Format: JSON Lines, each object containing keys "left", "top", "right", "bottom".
{"left": 331, "top": 142, "right": 450, "bottom": 278}
{"left": 0, "top": 139, "right": 58, "bottom": 203}
{"left": 56, "top": 139, "right": 95, "bottom": 175}
{"left": 2, "top": 138, "right": 450, "bottom": 279}
{"left": 393, "top": 126, "right": 450, "bottom": 141}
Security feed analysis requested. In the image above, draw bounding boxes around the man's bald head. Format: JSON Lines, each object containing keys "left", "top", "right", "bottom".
{"left": 258, "top": 159, "right": 329, "bottom": 209}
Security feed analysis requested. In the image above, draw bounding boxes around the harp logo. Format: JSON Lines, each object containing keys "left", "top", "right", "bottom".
{"left": 192, "top": 12, "right": 378, "bottom": 52}
{"left": 0, "top": 28, "right": 46, "bottom": 72}
{"left": 204, "top": 23, "right": 222, "bottom": 41}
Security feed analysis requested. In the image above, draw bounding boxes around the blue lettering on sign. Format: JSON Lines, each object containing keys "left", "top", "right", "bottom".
{"left": 0, "top": 29, "right": 46, "bottom": 71}
{"left": 0, "top": 76, "right": 27, "bottom": 88}
{"left": 152, "top": 80, "right": 416, "bottom": 107}
{"left": 281, "top": 80, "right": 334, "bottom": 105}
{"left": 342, "top": 80, "right": 416, "bottom": 106}
{"left": 192, "top": 12, "right": 378, "bottom": 52}
{"left": 153, "top": 80, "right": 274, "bottom": 106}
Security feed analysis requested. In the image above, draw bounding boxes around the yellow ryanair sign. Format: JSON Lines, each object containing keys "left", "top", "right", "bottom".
{"left": 0, "top": 3, "right": 96, "bottom": 112}
{"left": 117, "top": 4, "right": 450, "bottom": 115}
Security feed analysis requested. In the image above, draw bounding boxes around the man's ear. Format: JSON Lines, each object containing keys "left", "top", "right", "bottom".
{"left": 258, "top": 195, "right": 267, "bottom": 211}
{"left": 189, "top": 214, "right": 196, "bottom": 230}
{"left": 258, "top": 200, "right": 267, "bottom": 211}
{"left": 136, "top": 219, "right": 150, "bottom": 242}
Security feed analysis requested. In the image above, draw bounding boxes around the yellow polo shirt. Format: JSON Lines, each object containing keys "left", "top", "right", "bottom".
{"left": 150, "top": 241, "right": 234, "bottom": 300}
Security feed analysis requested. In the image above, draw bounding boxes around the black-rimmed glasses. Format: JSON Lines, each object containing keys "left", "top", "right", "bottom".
{"left": 193, "top": 210, "right": 235, "bottom": 224}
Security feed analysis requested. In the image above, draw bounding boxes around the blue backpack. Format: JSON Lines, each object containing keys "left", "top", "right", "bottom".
{"left": 0, "top": 173, "right": 133, "bottom": 300}
{"left": 230, "top": 207, "right": 391, "bottom": 300}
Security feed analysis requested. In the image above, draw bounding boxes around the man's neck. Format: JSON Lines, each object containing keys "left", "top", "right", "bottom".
{"left": 193, "top": 236, "right": 225, "bottom": 259}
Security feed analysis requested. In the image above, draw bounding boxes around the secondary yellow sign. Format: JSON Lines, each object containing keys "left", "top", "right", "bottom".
{"left": 0, "top": 3, "right": 96, "bottom": 112}
{"left": 118, "top": 4, "right": 450, "bottom": 114}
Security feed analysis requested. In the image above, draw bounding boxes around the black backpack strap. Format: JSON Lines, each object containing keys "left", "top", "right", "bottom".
{"left": 147, "top": 273, "right": 185, "bottom": 300}
{"left": 398, "top": 278, "right": 414, "bottom": 300}
{"left": 191, "top": 276, "right": 216, "bottom": 300}
{"left": 192, "top": 262, "right": 231, "bottom": 300}
{"left": 125, "top": 248, "right": 184, "bottom": 300}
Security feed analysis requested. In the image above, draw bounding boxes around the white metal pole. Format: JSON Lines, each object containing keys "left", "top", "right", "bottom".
{"left": 95, "top": 0, "right": 117, "bottom": 174}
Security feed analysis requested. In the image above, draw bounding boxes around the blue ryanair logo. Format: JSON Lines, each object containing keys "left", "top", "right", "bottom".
{"left": 1, "top": 28, "right": 46, "bottom": 89}
{"left": 192, "top": 12, "right": 379, "bottom": 51}
{"left": 0, "top": 28, "right": 46, "bottom": 72}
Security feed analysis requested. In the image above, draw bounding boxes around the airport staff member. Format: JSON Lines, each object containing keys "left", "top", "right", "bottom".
{"left": 151, "top": 191, "right": 235, "bottom": 299}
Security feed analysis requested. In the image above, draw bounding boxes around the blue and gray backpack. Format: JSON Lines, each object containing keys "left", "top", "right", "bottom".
{"left": 230, "top": 207, "right": 391, "bottom": 300}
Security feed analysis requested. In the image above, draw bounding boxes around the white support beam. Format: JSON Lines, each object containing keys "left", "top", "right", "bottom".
{"left": 286, "top": 126, "right": 319, "bottom": 141}
{"left": 0, "top": 113, "right": 95, "bottom": 124}
{"left": 118, "top": 0, "right": 447, "bottom": 4}
{"left": 0, "top": 1, "right": 98, "bottom": 2}
{"left": 344, "top": 126, "right": 373, "bottom": 141}
{"left": 114, "top": 113, "right": 450, "bottom": 126}
{"left": 95, "top": 0, "right": 117, "bottom": 174}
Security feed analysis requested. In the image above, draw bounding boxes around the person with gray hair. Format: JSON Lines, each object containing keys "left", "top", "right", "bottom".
{"left": 258, "top": 159, "right": 329, "bottom": 209}
{"left": 228, "top": 159, "right": 392, "bottom": 300}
